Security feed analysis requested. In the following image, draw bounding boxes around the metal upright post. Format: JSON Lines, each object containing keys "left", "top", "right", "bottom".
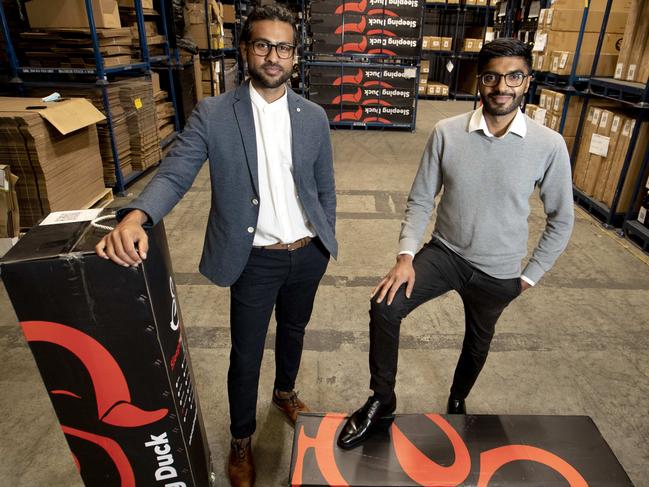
{"left": 158, "top": 0, "right": 180, "bottom": 131}
{"left": 84, "top": 0, "right": 125, "bottom": 193}
{"left": 134, "top": 0, "right": 151, "bottom": 67}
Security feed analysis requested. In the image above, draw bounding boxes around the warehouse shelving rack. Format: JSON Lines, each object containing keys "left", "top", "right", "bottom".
{"left": 419, "top": 1, "right": 495, "bottom": 102}
{"left": 299, "top": 0, "right": 425, "bottom": 131}
{"left": 561, "top": 0, "right": 649, "bottom": 233}
{"left": 0, "top": 0, "right": 180, "bottom": 194}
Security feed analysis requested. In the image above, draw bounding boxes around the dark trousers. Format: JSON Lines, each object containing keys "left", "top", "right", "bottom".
{"left": 370, "top": 238, "right": 521, "bottom": 402}
{"left": 228, "top": 239, "right": 329, "bottom": 439}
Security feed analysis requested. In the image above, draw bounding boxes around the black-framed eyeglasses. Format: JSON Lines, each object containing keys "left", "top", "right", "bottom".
{"left": 248, "top": 39, "right": 295, "bottom": 59}
{"left": 477, "top": 71, "right": 531, "bottom": 87}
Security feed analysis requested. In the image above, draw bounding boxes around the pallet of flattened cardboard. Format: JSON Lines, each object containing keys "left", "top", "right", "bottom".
{"left": 19, "top": 28, "right": 134, "bottom": 69}
{"left": 115, "top": 78, "right": 162, "bottom": 171}
{"left": 151, "top": 72, "right": 176, "bottom": 144}
{"left": 24, "top": 84, "right": 134, "bottom": 186}
{"left": 0, "top": 97, "right": 107, "bottom": 228}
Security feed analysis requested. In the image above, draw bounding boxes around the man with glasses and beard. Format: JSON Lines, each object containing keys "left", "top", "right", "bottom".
{"left": 337, "top": 38, "right": 574, "bottom": 450}
{"left": 95, "top": 4, "right": 336, "bottom": 485}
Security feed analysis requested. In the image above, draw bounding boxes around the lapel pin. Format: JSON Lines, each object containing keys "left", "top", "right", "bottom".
{"left": 296, "top": 107, "right": 301, "bottom": 112}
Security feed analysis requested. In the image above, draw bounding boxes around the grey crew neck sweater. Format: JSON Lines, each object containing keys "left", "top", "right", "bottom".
{"left": 399, "top": 110, "right": 574, "bottom": 283}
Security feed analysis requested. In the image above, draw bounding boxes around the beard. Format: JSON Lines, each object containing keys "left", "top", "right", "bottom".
{"left": 480, "top": 90, "right": 526, "bottom": 117}
{"left": 247, "top": 61, "right": 292, "bottom": 89}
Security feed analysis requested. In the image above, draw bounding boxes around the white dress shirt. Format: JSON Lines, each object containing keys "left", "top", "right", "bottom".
{"left": 400, "top": 106, "right": 535, "bottom": 286}
{"left": 249, "top": 83, "right": 314, "bottom": 246}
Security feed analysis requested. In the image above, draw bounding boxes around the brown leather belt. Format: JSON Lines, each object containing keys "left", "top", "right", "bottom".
{"left": 254, "top": 236, "right": 312, "bottom": 251}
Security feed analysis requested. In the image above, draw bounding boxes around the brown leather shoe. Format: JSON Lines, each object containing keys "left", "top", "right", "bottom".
{"left": 227, "top": 437, "right": 255, "bottom": 487}
{"left": 272, "top": 389, "right": 310, "bottom": 425}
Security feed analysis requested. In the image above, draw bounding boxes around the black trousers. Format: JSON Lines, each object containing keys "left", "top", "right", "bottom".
{"left": 228, "top": 239, "right": 329, "bottom": 439}
{"left": 370, "top": 238, "right": 521, "bottom": 403}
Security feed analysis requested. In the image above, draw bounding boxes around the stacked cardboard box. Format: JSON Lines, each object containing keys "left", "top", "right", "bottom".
{"left": 614, "top": 0, "right": 649, "bottom": 83}
{"left": 531, "top": 88, "right": 585, "bottom": 152}
{"left": 19, "top": 28, "right": 133, "bottom": 69}
{"left": 426, "top": 82, "right": 449, "bottom": 96}
{"left": 151, "top": 72, "right": 176, "bottom": 143}
{"left": 419, "top": 59, "right": 429, "bottom": 94}
{"left": 572, "top": 105, "right": 649, "bottom": 213}
{"left": 309, "top": 65, "right": 418, "bottom": 125}
{"left": 184, "top": 0, "right": 225, "bottom": 50}
{"left": 309, "top": 0, "right": 423, "bottom": 58}
{"left": 0, "top": 97, "right": 107, "bottom": 227}
{"left": 422, "top": 36, "right": 452, "bottom": 51}
{"left": 533, "top": 0, "right": 630, "bottom": 74}
{"left": 25, "top": 85, "right": 134, "bottom": 186}
{"left": 200, "top": 60, "right": 221, "bottom": 98}
{"left": 115, "top": 78, "right": 162, "bottom": 171}
{"left": 25, "top": 0, "right": 121, "bottom": 29}
{"left": 462, "top": 38, "right": 483, "bottom": 52}
{"left": 0, "top": 165, "right": 19, "bottom": 239}
{"left": 118, "top": 5, "right": 167, "bottom": 58}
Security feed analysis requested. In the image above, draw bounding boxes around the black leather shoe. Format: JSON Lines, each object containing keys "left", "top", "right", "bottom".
{"left": 337, "top": 395, "right": 396, "bottom": 450}
{"left": 447, "top": 396, "right": 466, "bottom": 414}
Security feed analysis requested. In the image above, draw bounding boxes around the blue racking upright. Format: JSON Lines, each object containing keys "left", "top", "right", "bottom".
{"left": 0, "top": 0, "right": 180, "bottom": 194}
{"left": 419, "top": 0, "right": 495, "bottom": 102}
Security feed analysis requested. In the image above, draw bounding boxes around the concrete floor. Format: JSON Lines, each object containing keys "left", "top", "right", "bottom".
{"left": 1, "top": 100, "right": 648, "bottom": 486}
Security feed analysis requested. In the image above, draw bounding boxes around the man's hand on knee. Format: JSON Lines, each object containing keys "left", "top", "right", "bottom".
{"left": 372, "top": 254, "right": 416, "bottom": 305}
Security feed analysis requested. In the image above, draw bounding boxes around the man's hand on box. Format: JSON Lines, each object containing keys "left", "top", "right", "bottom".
{"left": 95, "top": 210, "right": 149, "bottom": 267}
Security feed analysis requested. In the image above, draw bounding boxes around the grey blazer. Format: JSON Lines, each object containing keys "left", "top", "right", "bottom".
{"left": 121, "top": 81, "right": 337, "bottom": 287}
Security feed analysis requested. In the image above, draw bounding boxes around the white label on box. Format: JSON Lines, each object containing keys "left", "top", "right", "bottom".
{"left": 0, "top": 168, "right": 6, "bottom": 191}
{"left": 589, "top": 134, "right": 610, "bottom": 157}
{"left": 404, "top": 68, "right": 417, "bottom": 78}
{"left": 559, "top": 52, "right": 569, "bottom": 70}
{"left": 40, "top": 209, "right": 103, "bottom": 226}
{"left": 553, "top": 96, "right": 561, "bottom": 112}
{"left": 533, "top": 108, "right": 547, "bottom": 125}
{"left": 546, "top": 9, "right": 554, "bottom": 25}
{"left": 539, "top": 94, "right": 546, "bottom": 108}
{"left": 446, "top": 60, "right": 454, "bottom": 73}
{"left": 615, "top": 63, "right": 623, "bottom": 79}
{"left": 622, "top": 120, "right": 634, "bottom": 136}
{"left": 539, "top": 9, "right": 546, "bottom": 23}
{"left": 611, "top": 116, "right": 621, "bottom": 133}
{"left": 551, "top": 115, "right": 559, "bottom": 130}
{"left": 214, "top": 63, "right": 221, "bottom": 73}
{"left": 592, "top": 108, "right": 602, "bottom": 126}
{"left": 551, "top": 56, "right": 559, "bottom": 72}
{"left": 599, "top": 111, "right": 609, "bottom": 128}
{"left": 533, "top": 32, "right": 547, "bottom": 52}
{"left": 627, "top": 64, "right": 637, "bottom": 80}
{"left": 639, "top": 207, "right": 647, "bottom": 224}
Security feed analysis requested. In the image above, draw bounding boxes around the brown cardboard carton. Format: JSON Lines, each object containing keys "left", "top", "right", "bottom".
{"left": 583, "top": 110, "right": 614, "bottom": 195}
{"left": 573, "top": 106, "right": 600, "bottom": 187}
{"left": 624, "top": 1, "right": 649, "bottom": 80}
{"left": 0, "top": 165, "right": 19, "bottom": 238}
{"left": 563, "top": 135, "right": 576, "bottom": 154}
{"left": 550, "top": 50, "right": 618, "bottom": 77}
{"left": 533, "top": 30, "right": 623, "bottom": 55}
{"left": 222, "top": 4, "right": 236, "bottom": 23}
{"left": 603, "top": 120, "right": 649, "bottom": 211}
{"left": 614, "top": 0, "right": 642, "bottom": 78}
{"left": 594, "top": 114, "right": 625, "bottom": 200}
{"left": 25, "top": 0, "right": 121, "bottom": 29}
{"left": 441, "top": 36, "right": 453, "bottom": 50}
{"left": 0, "top": 97, "right": 107, "bottom": 227}
{"left": 118, "top": 0, "right": 153, "bottom": 7}
{"left": 545, "top": 8, "right": 628, "bottom": 33}
{"left": 430, "top": 36, "right": 441, "bottom": 50}
{"left": 552, "top": 0, "right": 632, "bottom": 10}
{"left": 421, "top": 59, "right": 430, "bottom": 74}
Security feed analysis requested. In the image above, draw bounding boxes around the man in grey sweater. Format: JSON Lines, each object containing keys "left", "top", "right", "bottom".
{"left": 338, "top": 38, "right": 574, "bottom": 450}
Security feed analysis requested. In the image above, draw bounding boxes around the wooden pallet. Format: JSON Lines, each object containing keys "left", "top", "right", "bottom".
{"left": 82, "top": 188, "right": 114, "bottom": 210}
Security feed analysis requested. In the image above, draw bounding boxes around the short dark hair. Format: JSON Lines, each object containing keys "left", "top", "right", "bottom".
{"left": 240, "top": 3, "right": 298, "bottom": 46}
{"left": 478, "top": 38, "right": 533, "bottom": 74}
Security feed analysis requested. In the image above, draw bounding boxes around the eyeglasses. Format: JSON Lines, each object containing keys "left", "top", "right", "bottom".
{"left": 478, "top": 71, "right": 530, "bottom": 87}
{"left": 248, "top": 40, "right": 295, "bottom": 59}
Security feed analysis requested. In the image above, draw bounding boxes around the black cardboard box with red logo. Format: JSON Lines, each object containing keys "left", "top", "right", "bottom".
{"left": 310, "top": 13, "right": 422, "bottom": 37}
{"left": 309, "top": 84, "right": 416, "bottom": 105}
{"left": 309, "top": 65, "right": 419, "bottom": 89}
{"left": 311, "top": 33, "right": 420, "bottom": 57}
{"left": 323, "top": 104, "right": 415, "bottom": 125}
{"left": 310, "top": 0, "right": 424, "bottom": 17}
{"left": 0, "top": 211, "right": 214, "bottom": 487}
{"left": 289, "top": 413, "right": 633, "bottom": 485}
